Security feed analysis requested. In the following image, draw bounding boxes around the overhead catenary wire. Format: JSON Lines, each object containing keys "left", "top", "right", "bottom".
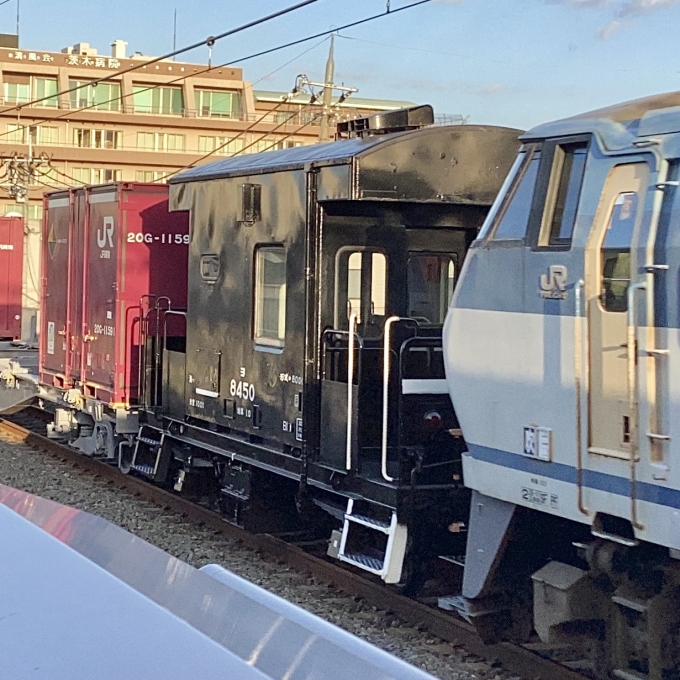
{"left": 0, "top": 0, "right": 435, "bottom": 195}
{"left": 157, "top": 99, "right": 321, "bottom": 181}
{"left": 1, "top": 0, "right": 321, "bottom": 113}
{"left": 0, "top": 0, "right": 433, "bottom": 143}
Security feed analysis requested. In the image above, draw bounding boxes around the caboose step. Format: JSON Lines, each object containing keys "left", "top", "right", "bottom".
{"left": 612, "top": 670, "right": 648, "bottom": 680}
{"left": 332, "top": 498, "right": 407, "bottom": 584}
{"left": 131, "top": 426, "right": 168, "bottom": 481}
{"left": 342, "top": 553, "right": 384, "bottom": 573}
{"left": 438, "top": 554, "right": 466, "bottom": 568}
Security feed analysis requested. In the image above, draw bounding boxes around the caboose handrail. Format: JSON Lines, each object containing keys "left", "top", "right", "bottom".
{"left": 346, "top": 314, "right": 358, "bottom": 471}
{"left": 381, "top": 316, "right": 407, "bottom": 482}
{"left": 627, "top": 280, "right": 646, "bottom": 531}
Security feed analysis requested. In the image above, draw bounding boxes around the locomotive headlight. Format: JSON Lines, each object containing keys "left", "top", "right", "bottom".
{"left": 423, "top": 410, "right": 443, "bottom": 430}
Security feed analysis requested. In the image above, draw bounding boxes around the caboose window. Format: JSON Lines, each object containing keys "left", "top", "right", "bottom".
{"left": 491, "top": 149, "right": 541, "bottom": 240}
{"left": 407, "top": 254, "right": 456, "bottom": 324}
{"left": 600, "top": 192, "right": 638, "bottom": 313}
{"left": 254, "top": 246, "right": 287, "bottom": 347}
{"left": 335, "top": 248, "right": 387, "bottom": 335}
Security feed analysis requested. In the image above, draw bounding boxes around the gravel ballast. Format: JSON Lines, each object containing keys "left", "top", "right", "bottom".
{"left": 0, "top": 431, "right": 520, "bottom": 680}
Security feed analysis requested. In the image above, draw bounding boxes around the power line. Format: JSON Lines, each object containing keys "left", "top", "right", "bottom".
{"left": 2, "top": 0, "right": 321, "bottom": 113}
{"left": 0, "top": 0, "right": 432, "bottom": 144}
{"left": 252, "top": 36, "right": 329, "bottom": 85}
{"left": 158, "top": 97, "right": 318, "bottom": 181}
{"left": 0, "top": 0, "right": 434, "bottom": 194}
{"left": 0, "top": 0, "right": 432, "bottom": 140}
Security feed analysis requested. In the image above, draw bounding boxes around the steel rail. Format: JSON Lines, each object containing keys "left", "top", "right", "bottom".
{"left": 0, "top": 409, "right": 585, "bottom": 680}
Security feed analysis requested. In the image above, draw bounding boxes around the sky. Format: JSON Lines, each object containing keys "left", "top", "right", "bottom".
{"left": 8, "top": 0, "right": 680, "bottom": 131}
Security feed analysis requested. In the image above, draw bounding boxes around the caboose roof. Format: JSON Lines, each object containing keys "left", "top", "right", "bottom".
{"left": 170, "top": 128, "right": 421, "bottom": 184}
{"left": 170, "top": 124, "right": 522, "bottom": 207}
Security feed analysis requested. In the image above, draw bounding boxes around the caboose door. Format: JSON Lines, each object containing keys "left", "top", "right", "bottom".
{"left": 585, "top": 162, "right": 649, "bottom": 458}
{"left": 319, "top": 246, "right": 388, "bottom": 472}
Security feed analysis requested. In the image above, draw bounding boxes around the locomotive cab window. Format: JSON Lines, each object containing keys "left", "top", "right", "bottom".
{"left": 335, "top": 248, "right": 386, "bottom": 336}
{"left": 600, "top": 192, "right": 638, "bottom": 312}
{"left": 537, "top": 140, "right": 588, "bottom": 248}
{"left": 490, "top": 147, "right": 541, "bottom": 241}
{"left": 254, "top": 246, "right": 287, "bottom": 348}
{"left": 407, "top": 254, "right": 456, "bottom": 324}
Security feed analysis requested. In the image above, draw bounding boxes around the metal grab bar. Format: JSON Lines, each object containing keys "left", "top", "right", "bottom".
{"left": 627, "top": 281, "right": 646, "bottom": 531}
{"left": 574, "top": 280, "right": 589, "bottom": 516}
{"left": 381, "top": 316, "right": 404, "bottom": 482}
{"left": 346, "top": 314, "right": 358, "bottom": 471}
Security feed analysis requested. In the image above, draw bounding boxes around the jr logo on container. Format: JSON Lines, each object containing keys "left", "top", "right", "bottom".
{"left": 97, "top": 216, "right": 114, "bottom": 259}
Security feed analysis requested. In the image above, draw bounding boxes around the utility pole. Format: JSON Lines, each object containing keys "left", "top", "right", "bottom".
{"left": 319, "top": 34, "right": 335, "bottom": 142}
{"left": 295, "top": 35, "right": 358, "bottom": 142}
{"left": 0, "top": 141, "right": 52, "bottom": 343}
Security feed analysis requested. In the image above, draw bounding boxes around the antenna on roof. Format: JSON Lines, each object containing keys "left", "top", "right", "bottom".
{"left": 172, "top": 8, "right": 177, "bottom": 57}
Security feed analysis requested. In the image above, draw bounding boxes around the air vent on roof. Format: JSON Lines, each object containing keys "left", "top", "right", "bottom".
{"left": 336, "top": 105, "right": 434, "bottom": 139}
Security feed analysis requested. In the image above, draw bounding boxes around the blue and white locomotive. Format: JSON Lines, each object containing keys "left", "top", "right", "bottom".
{"left": 444, "top": 91, "right": 680, "bottom": 678}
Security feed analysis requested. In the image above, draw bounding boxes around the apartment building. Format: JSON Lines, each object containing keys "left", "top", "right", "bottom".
{"left": 0, "top": 39, "right": 412, "bottom": 338}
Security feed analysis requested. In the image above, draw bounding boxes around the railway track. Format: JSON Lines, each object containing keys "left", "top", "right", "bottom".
{"left": 0, "top": 406, "right": 587, "bottom": 680}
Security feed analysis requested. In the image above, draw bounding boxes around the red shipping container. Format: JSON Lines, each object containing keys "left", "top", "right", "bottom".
{"left": 40, "top": 183, "right": 189, "bottom": 408}
{"left": 0, "top": 217, "right": 24, "bottom": 340}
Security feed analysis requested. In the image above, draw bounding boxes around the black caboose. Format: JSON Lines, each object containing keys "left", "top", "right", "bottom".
{"left": 134, "top": 106, "right": 520, "bottom": 585}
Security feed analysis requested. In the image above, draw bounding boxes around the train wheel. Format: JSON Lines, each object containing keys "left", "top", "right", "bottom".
{"left": 94, "top": 422, "right": 115, "bottom": 460}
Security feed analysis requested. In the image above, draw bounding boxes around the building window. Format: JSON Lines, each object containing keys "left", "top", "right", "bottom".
{"left": 133, "top": 85, "right": 183, "bottom": 115}
{"left": 254, "top": 246, "right": 287, "bottom": 348}
{"left": 135, "top": 170, "right": 168, "bottom": 183}
{"left": 71, "top": 167, "right": 90, "bottom": 184}
{"left": 70, "top": 80, "right": 121, "bottom": 111}
{"left": 74, "top": 128, "right": 121, "bottom": 149}
{"left": 4, "top": 77, "right": 30, "bottom": 104}
{"left": 40, "top": 126, "right": 59, "bottom": 145}
{"left": 5, "top": 124, "right": 24, "bottom": 143}
{"left": 39, "top": 166, "right": 61, "bottom": 185}
{"left": 71, "top": 167, "right": 122, "bottom": 184}
{"left": 249, "top": 137, "right": 275, "bottom": 154}
{"left": 136, "top": 131, "right": 184, "bottom": 151}
{"left": 4, "top": 203, "right": 43, "bottom": 220}
{"left": 198, "top": 135, "right": 244, "bottom": 155}
{"left": 5, "top": 124, "right": 59, "bottom": 145}
{"left": 194, "top": 89, "right": 241, "bottom": 118}
{"left": 3, "top": 75, "right": 59, "bottom": 107}
{"left": 35, "top": 78, "right": 58, "bottom": 107}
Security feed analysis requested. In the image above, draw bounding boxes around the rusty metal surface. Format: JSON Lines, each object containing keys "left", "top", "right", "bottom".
{"left": 0, "top": 411, "right": 586, "bottom": 680}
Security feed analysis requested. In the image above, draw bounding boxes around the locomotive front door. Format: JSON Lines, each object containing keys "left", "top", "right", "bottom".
{"left": 585, "top": 162, "right": 649, "bottom": 459}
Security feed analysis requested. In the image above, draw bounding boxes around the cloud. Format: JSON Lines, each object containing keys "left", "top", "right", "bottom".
{"left": 546, "top": 0, "right": 611, "bottom": 6}
{"left": 478, "top": 83, "right": 508, "bottom": 96}
{"left": 598, "top": 18, "right": 623, "bottom": 36}
{"left": 618, "top": 0, "right": 679, "bottom": 16}
{"left": 546, "top": 0, "right": 680, "bottom": 37}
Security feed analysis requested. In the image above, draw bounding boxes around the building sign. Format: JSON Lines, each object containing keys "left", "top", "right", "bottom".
{"left": 7, "top": 51, "right": 54, "bottom": 62}
{"left": 65, "top": 55, "right": 121, "bottom": 69}
{"left": 6, "top": 51, "right": 121, "bottom": 69}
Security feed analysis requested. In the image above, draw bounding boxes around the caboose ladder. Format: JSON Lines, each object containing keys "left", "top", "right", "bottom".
{"left": 335, "top": 499, "right": 408, "bottom": 584}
